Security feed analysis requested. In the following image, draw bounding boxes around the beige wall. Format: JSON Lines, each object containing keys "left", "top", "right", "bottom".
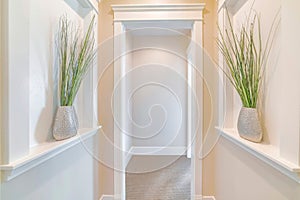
{"left": 97, "top": 0, "right": 217, "bottom": 196}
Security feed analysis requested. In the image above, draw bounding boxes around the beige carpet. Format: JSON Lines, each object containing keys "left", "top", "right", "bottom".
{"left": 126, "top": 156, "right": 191, "bottom": 200}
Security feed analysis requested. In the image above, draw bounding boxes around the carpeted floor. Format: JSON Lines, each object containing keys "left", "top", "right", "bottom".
{"left": 126, "top": 156, "right": 191, "bottom": 200}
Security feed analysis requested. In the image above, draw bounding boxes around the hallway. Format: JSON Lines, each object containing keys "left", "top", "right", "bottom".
{"left": 1, "top": 1, "right": 300, "bottom": 200}
{"left": 126, "top": 156, "right": 191, "bottom": 200}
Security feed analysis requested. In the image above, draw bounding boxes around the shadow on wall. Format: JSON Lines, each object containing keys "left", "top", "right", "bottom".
{"left": 32, "top": 29, "right": 59, "bottom": 145}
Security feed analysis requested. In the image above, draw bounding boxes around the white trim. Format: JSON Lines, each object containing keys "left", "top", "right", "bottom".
{"left": 99, "top": 194, "right": 216, "bottom": 200}
{"left": 191, "top": 20, "right": 204, "bottom": 199}
{"left": 186, "top": 47, "right": 193, "bottom": 159}
{"left": 217, "top": 128, "right": 300, "bottom": 183}
{"left": 111, "top": 4, "right": 205, "bottom": 12}
{"left": 195, "top": 195, "right": 216, "bottom": 200}
{"left": 124, "top": 147, "right": 133, "bottom": 168}
{"left": 0, "top": 127, "right": 101, "bottom": 181}
{"left": 113, "top": 21, "right": 126, "bottom": 200}
{"left": 123, "top": 20, "right": 195, "bottom": 30}
{"left": 2, "top": 0, "right": 30, "bottom": 165}
{"left": 130, "top": 146, "right": 187, "bottom": 156}
{"left": 112, "top": 4, "right": 205, "bottom": 22}
{"left": 99, "top": 195, "right": 115, "bottom": 200}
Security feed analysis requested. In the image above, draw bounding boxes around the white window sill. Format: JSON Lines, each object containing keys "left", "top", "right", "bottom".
{"left": 216, "top": 127, "right": 300, "bottom": 183}
{"left": 0, "top": 126, "right": 101, "bottom": 181}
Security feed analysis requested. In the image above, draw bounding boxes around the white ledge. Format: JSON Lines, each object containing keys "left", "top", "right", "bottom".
{"left": 216, "top": 127, "right": 300, "bottom": 183}
{"left": 0, "top": 126, "right": 101, "bottom": 181}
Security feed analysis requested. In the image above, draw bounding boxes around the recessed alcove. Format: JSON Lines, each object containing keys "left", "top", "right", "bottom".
{"left": 0, "top": 0, "right": 100, "bottom": 181}
{"left": 217, "top": 0, "right": 300, "bottom": 183}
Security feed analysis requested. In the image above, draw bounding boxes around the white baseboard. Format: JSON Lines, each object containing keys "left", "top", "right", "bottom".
{"left": 130, "top": 146, "right": 186, "bottom": 156}
{"left": 99, "top": 195, "right": 114, "bottom": 200}
{"left": 99, "top": 194, "right": 215, "bottom": 200}
{"left": 195, "top": 195, "right": 216, "bottom": 200}
{"left": 124, "top": 146, "right": 187, "bottom": 168}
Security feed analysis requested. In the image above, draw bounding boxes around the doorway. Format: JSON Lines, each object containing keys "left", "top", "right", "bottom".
{"left": 112, "top": 4, "right": 205, "bottom": 200}
{"left": 124, "top": 29, "right": 191, "bottom": 199}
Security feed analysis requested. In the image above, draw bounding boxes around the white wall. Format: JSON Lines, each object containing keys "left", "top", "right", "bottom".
{"left": 230, "top": 0, "right": 282, "bottom": 148}
{"left": 29, "top": 0, "right": 85, "bottom": 147}
{"left": 279, "top": 0, "right": 300, "bottom": 165}
{"left": 2, "top": 136, "right": 100, "bottom": 200}
{"left": 1, "top": 0, "right": 100, "bottom": 199}
{"left": 215, "top": 138, "right": 300, "bottom": 200}
{"left": 130, "top": 35, "right": 189, "bottom": 150}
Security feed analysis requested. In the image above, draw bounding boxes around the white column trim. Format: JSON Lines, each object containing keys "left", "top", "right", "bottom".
{"left": 113, "top": 21, "right": 126, "bottom": 200}
{"left": 1, "top": 0, "right": 30, "bottom": 164}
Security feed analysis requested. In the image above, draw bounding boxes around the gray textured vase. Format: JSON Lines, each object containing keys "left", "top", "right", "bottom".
{"left": 237, "top": 107, "right": 263, "bottom": 143}
{"left": 53, "top": 106, "right": 78, "bottom": 141}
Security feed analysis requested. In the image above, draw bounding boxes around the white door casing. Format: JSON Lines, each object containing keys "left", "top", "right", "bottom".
{"left": 112, "top": 4, "right": 205, "bottom": 200}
